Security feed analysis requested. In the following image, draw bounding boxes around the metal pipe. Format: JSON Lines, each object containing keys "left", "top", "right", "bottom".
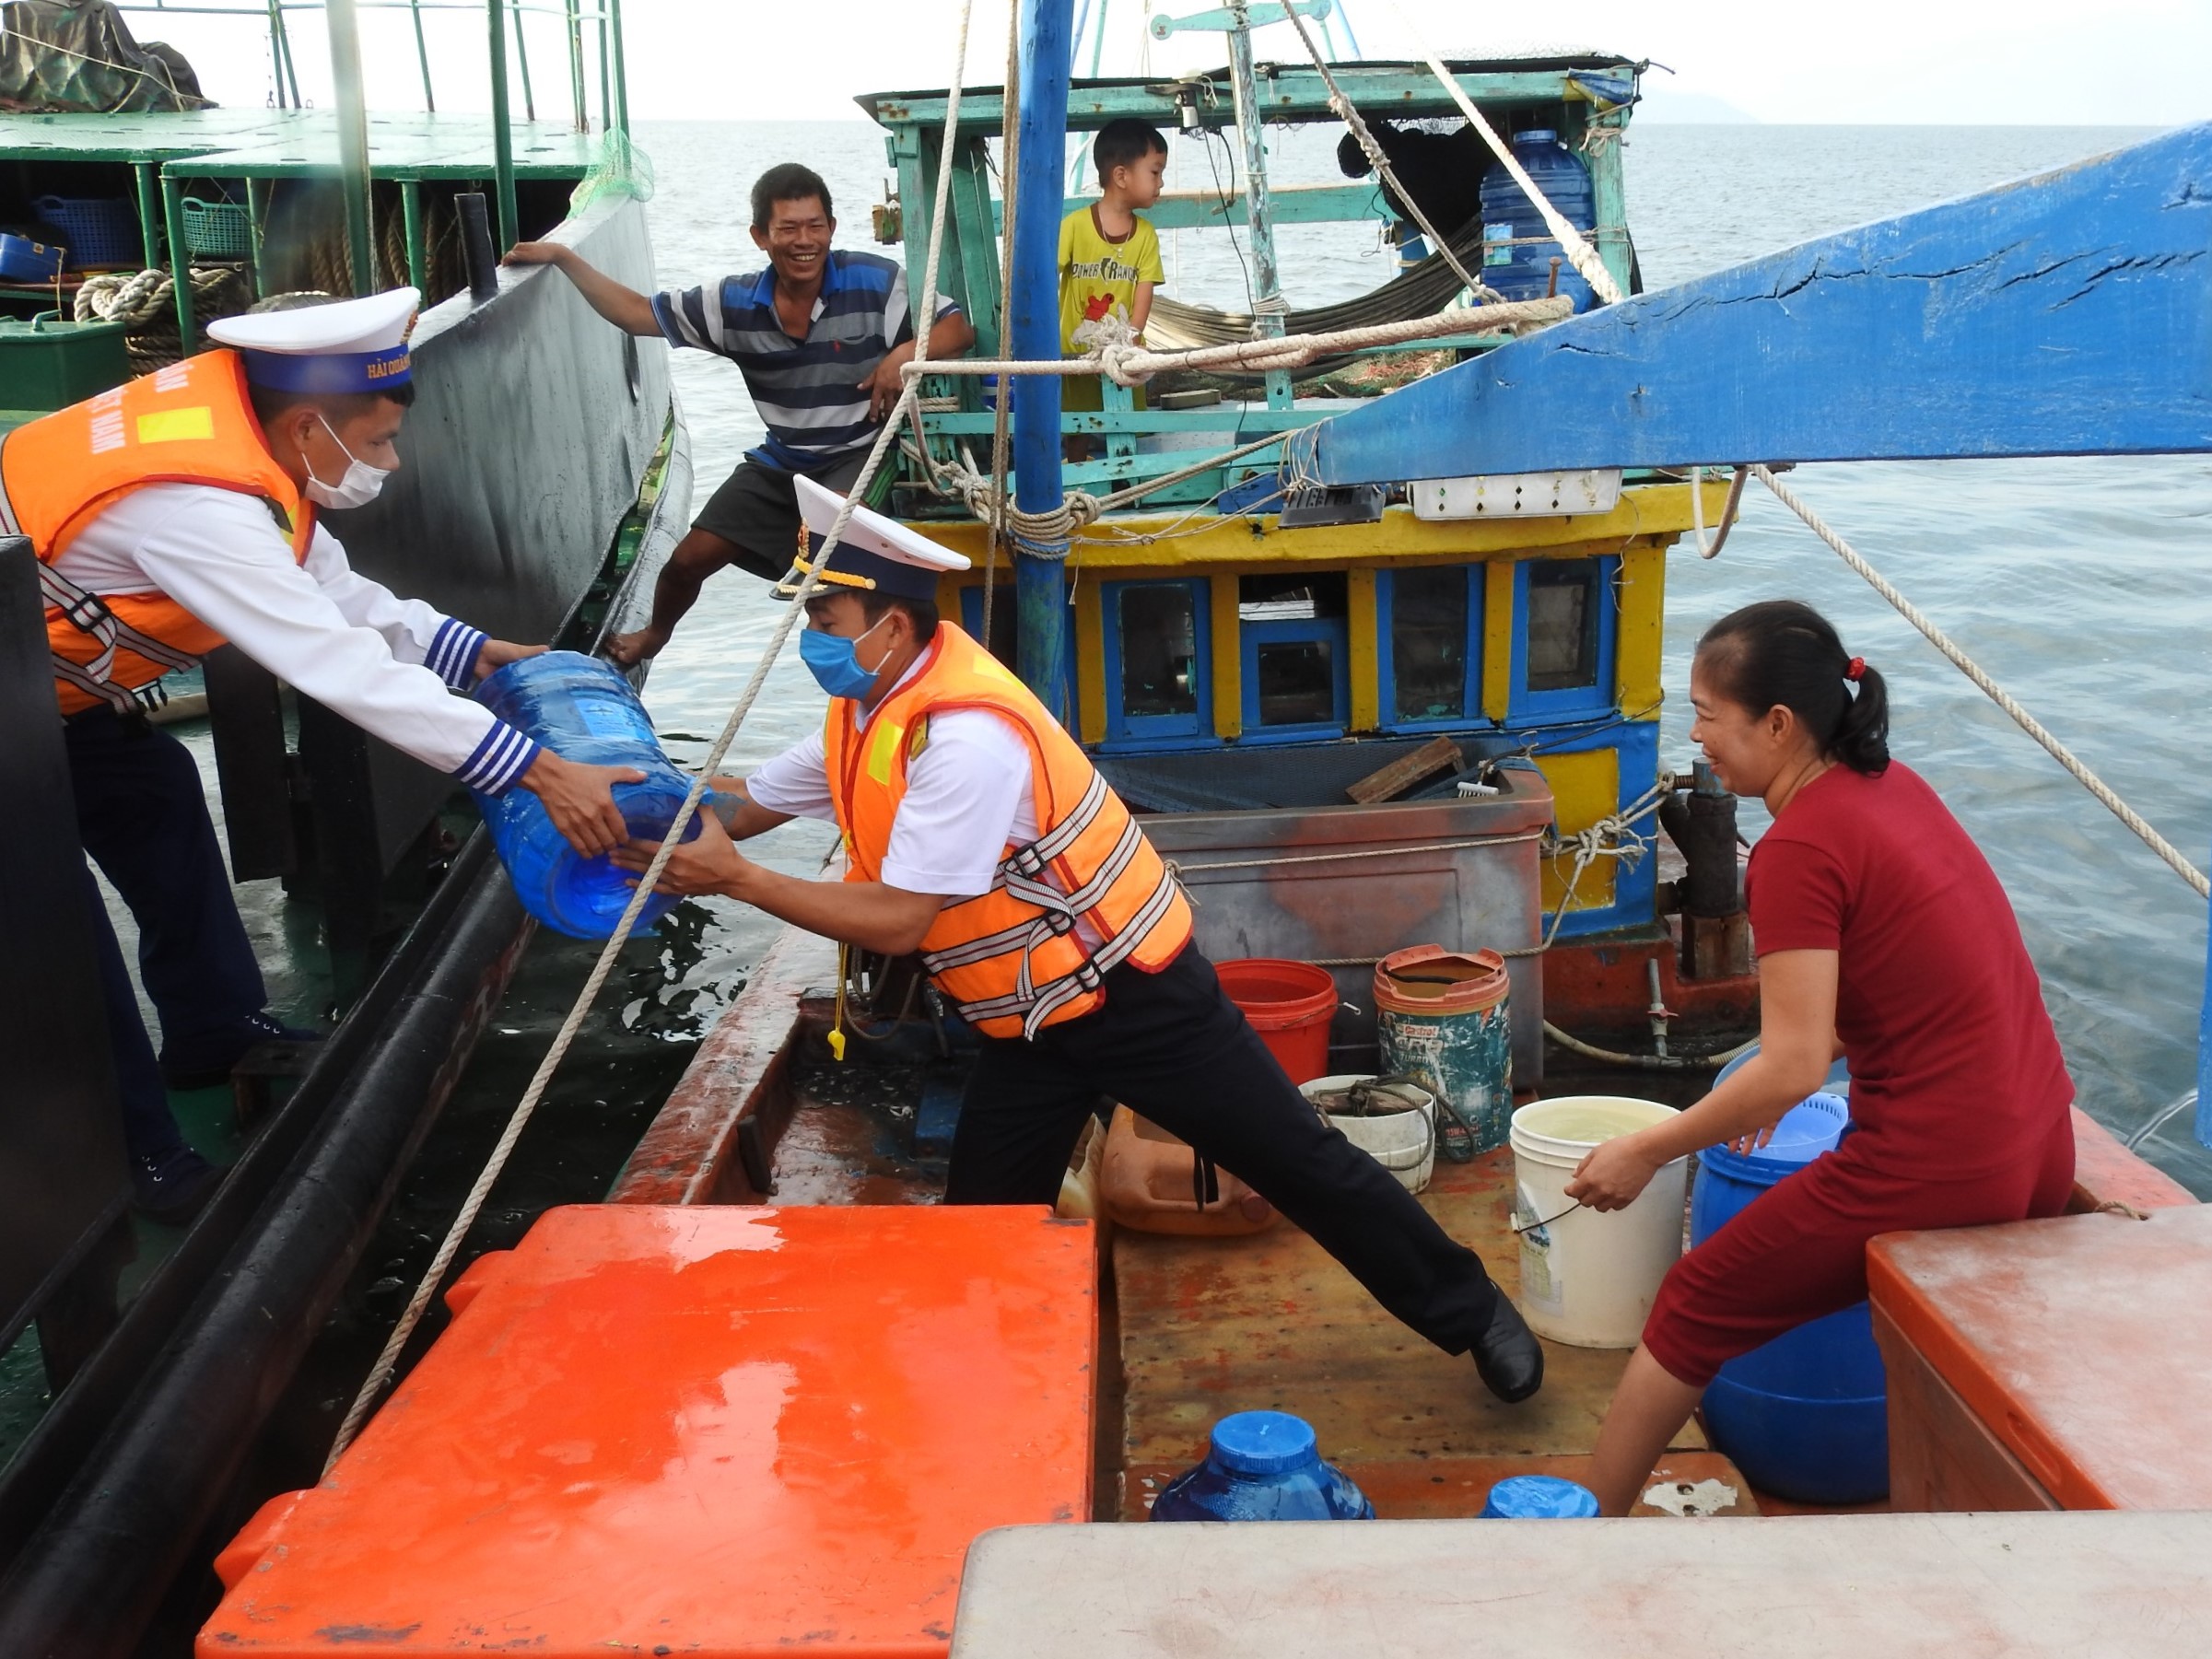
{"left": 455, "top": 190, "right": 499, "bottom": 300}
{"left": 132, "top": 162, "right": 159, "bottom": 269}
{"left": 325, "top": 0, "right": 378, "bottom": 296}
{"left": 0, "top": 839, "right": 532, "bottom": 1657}
{"left": 1224, "top": 0, "right": 1291, "bottom": 409}
{"left": 486, "top": 0, "right": 519, "bottom": 248}
{"left": 605, "top": 0, "right": 629, "bottom": 136}
{"left": 263, "top": 0, "right": 286, "bottom": 106}
{"left": 159, "top": 174, "right": 193, "bottom": 349}
{"left": 563, "top": 0, "right": 587, "bottom": 131}
{"left": 509, "top": 0, "right": 537, "bottom": 122}
{"left": 409, "top": 0, "right": 436, "bottom": 110}
{"left": 1010, "top": 0, "right": 1073, "bottom": 714}
{"left": 400, "top": 177, "right": 427, "bottom": 291}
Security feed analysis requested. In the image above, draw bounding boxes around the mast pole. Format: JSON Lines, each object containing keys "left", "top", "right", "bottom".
{"left": 1010, "top": 0, "right": 1074, "bottom": 710}
{"left": 1224, "top": 0, "right": 1291, "bottom": 408}
{"left": 327, "top": 0, "right": 377, "bottom": 295}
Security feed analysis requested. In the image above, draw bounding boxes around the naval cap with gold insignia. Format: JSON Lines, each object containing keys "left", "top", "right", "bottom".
{"left": 205, "top": 286, "right": 418, "bottom": 396}
{"left": 776, "top": 472, "right": 970, "bottom": 602}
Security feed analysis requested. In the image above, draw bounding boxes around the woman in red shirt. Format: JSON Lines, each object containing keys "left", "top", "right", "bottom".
{"left": 1569, "top": 599, "right": 2077, "bottom": 1515}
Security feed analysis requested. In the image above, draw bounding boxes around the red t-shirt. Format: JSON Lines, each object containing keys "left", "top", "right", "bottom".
{"left": 1746, "top": 761, "right": 2073, "bottom": 1177}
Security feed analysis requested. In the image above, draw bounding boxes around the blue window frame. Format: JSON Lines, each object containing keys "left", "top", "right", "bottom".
{"left": 957, "top": 585, "right": 1076, "bottom": 717}
{"left": 1237, "top": 572, "right": 1349, "bottom": 742}
{"left": 1509, "top": 556, "right": 1619, "bottom": 724}
{"left": 1378, "top": 565, "right": 1484, "bottom": 730}
{"left": 1101, "top": 578, "right": 1210, "bottom": 748}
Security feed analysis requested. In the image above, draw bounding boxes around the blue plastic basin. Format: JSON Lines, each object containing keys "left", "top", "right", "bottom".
{"left": 1690, "top": 1081, "right": 1890, "bottom": 1504}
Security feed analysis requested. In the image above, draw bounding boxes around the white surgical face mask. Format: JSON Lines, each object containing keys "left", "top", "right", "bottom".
{"left": 303, "top": 414, "right": 392, "bottom": 509}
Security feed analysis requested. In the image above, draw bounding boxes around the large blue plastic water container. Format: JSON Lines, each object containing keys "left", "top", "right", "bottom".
{"left": 1477, "top": 129, "right": 1598, "bottom": 310}
{"left": 1152, "top": 1411, "right": 1375, "bottom": 1522}
{"left": 471, "top": 651, "right": 712, "bottom": 940}
{"left": 1690, "top": 1091, "right": 1890, "bottom": 1503}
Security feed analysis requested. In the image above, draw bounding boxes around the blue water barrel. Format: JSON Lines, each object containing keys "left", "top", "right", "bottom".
{"left": 1152, "top": 1411, "right": 1375, "bottom": 1522}
{"left": 1478, "top": 130, "right": 1598, "bottom": 310}
{"left": 1690, "top": 1092, "right": 1890, "bottom": 1503}
{"left": 471, "top": 651, "right": 713, "bottom": 940}
{"left": 1480, "top": 1475, "right": 1598, "bottom": 1518}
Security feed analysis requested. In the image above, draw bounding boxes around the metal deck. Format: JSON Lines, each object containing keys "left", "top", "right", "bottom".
{"left": 0, "top": 109, "right": 597, "bottom": 178}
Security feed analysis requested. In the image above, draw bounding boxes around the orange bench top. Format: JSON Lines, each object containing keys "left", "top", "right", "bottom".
{"left": 199, "top": 1204, "right": 1097, "bottom": 1657}
{"left": 1867, "top": 1201, "right": 2212, "bottom": 1511}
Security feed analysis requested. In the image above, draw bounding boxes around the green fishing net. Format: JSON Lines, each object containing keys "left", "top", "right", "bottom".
{"left": 569, "top": 129, "right": 655, "bottom": 212}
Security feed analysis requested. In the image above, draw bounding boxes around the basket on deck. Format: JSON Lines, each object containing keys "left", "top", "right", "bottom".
{"left": 181, "top": 197, "right": 252, "bottom": 261}
{"left": 32, "top": 196, "right": 139, "bottom": 269}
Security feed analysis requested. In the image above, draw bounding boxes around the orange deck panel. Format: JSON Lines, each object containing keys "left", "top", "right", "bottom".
{"left": 1867, "top": 1201, "right": 2212, "bottom": 1512}
{"left": 198, "top": 1205, "right": 1096, "bottom": 1657}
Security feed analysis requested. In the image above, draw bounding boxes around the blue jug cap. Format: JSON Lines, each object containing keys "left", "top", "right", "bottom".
{"left": 1481, "top": 1475, "right": 1599, "bottom": 1519}
{"left": 1738, "top": 1092, "right": 1851, "bottom": 1167}
{"left": 1515, "top": 128, "right": 1558, "bottom": 146}
{"left": 1208, "top": 1410, "right": 1318, "bottom": 1477}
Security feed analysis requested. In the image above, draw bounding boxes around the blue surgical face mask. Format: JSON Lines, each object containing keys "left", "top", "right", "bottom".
{"left": 799, "top": 611, "right": 892, "bottom": 701}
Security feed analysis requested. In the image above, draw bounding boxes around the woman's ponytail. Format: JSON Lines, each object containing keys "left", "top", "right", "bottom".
{"left": 1697, "top": 600, "right": 1890, "bottom": 776}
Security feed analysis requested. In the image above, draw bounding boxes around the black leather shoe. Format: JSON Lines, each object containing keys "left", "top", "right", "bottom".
{"left": 1471, "top": 1293, "right": 1544, "bottom": 1403}
{"left": 160, "top": 1010, "right": 322, "bottom": 1091}
{"left": 133, "top": 1144, "right": 224, "bottom": 1227}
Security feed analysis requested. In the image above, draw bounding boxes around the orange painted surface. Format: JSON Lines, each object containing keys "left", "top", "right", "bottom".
{"left": 2066, "top": 1105, "right": 2196, "bottom": 1214}
{"left": 198, "top": 1205, "right": 1096, "bottom": 1656}
{"left": 1867, "top": 1203, "right": 2212, "bottom": 1512}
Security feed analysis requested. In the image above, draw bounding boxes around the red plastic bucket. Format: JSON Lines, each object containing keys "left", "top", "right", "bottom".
{"left": 1217, "top": 958, "right": 1339, "bottom": 1084}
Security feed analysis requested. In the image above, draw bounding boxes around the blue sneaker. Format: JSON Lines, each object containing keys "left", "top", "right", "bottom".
{"left": 132, "top": 1144, "right": 224, "bottom": 1226}
{"left": 158, "top": 1010, "right": 322, "bottom": 1091}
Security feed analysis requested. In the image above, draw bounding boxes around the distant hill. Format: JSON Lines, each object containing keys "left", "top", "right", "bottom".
{"left": 1635, "top": 89, "right": 1759, "bottom": 124}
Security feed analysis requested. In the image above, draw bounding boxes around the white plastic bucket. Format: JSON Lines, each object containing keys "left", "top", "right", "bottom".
{"left": 1508, "top": 1096, "right": 1687, "bottom": 1349}
{"left": 1301, "top": 1074, "right": 1437, "bottom": 1194}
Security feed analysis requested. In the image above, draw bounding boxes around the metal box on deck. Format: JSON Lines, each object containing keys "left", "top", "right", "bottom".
{"left": 1137, "top": 764, "right": 1552, "bottom": 1084}
{"left": 198, "top": 1204, "right": 1098, "bottom": 1657}
{"left": 0, "top": 313, "right": 130, "bottom": 411}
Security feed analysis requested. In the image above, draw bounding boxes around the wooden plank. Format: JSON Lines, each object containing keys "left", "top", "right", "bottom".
{"left": 1313, "top": 123, "right": 2212, "bottom": 482}
{"left": 1874, "top": 1303, "right": 2058, "bottom": 1514}
{"left": 1344, "top": 734, "right": 1460, "bottom": 803}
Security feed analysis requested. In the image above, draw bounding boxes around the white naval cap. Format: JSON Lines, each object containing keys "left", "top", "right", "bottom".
{"left": 206, "top": 286, "right": 419, "bottom": 395}
{"left": 775, "top": 472, "right": 972, "bottom": 602}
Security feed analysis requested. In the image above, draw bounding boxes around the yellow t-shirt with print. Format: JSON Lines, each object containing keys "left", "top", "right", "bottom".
{"left": 1058, "top": 204, "right": 1165, "bottom": 356}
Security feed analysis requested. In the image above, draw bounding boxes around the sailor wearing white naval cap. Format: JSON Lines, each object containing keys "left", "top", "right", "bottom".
{"left": 0, "top": 286, "right": 636, "bottom": 1221}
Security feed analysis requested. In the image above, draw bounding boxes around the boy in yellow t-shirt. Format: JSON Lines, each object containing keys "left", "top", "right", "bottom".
{"left": 1059, "top": 119, "right": 1168, "bottom": 420}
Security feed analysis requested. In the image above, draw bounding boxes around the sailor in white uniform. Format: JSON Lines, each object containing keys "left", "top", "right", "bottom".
{"left": 13, "top": 288, "right": 636, "bottom": 1221}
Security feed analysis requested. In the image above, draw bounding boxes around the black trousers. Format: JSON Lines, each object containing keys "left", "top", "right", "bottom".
{"left": 65, "top": 707, "right": 266, "bottom": 1151}
{"left": 945, "top": 941, "right": 1502, "bottom": 1355}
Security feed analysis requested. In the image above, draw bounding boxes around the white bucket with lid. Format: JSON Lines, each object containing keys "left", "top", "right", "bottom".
{"left": 1508, "top": 1096, "right": 1687, "bottom": 1349}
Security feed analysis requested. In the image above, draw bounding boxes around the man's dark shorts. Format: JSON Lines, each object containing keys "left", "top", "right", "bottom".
{"left": 692, "top": 450, "right": 885, "bottom": 580}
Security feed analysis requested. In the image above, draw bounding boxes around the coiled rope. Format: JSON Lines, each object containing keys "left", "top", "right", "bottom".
{"left": 1750, "top": 464, "right": 2209, "bottom": 899}
{"left": 322, "top": 0, "right": 982, "bottom": 1473}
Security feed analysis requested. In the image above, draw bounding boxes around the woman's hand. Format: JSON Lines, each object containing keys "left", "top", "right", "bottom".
{"left": 612, "top": 806, "right": 746, "bottom": 899}
{"left": 1564, "top": 1131, "right": 1665, "bottom": 1213}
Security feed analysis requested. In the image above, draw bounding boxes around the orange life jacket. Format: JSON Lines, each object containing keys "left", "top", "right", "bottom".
{"left": 0, "top": 350, "right": 314, "bottom": 716}
{"left": 825, "top": 623, "right": 1193, "bottom": 1039}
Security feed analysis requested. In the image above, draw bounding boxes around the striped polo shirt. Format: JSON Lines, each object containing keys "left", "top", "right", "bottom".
{"left": 651, "top": 250, "right": 960, "bottom": 473}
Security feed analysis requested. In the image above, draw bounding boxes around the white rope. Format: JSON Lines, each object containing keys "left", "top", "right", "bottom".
{"left": 1375, "top": 0, "right": 1625, "bottom": 308}
{"left": 911, "top": 293, "right": 1569, "bottom": 390}
{"left": 322, "top": 0, "right": 980, "bottom": 1475}
{"left": 1752, "top": 464, "right": 2210, "bottom": 900}
{"left": 1689, "top": 464, "right": 1749, "bottom": 559}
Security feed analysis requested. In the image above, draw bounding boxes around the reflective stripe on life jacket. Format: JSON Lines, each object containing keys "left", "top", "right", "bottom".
{"left": 0, "top": 350, "right": 314, "bottom": 715}
{"left": 825, "top": 622, "right": 1193, "bottom": 1039}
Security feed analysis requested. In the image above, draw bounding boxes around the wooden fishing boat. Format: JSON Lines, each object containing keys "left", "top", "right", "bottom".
{"left": 176, "top": 6, "right": 2212, "bottom": 1653}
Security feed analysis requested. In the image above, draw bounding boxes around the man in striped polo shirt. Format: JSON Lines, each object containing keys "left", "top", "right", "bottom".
{"left": 506, "top": 163, "right": 973, "bottom": 666}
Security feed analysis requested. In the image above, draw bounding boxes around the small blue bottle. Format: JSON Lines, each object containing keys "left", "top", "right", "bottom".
{"left": 471, "top": 651, "right": 714, "bottom": 940}
{"left": 1480, "top": 1475, "right": 1600, "bottom": 1518}
{"left": 1151, "top": 1411, "right": 1375, "bottom": 1522}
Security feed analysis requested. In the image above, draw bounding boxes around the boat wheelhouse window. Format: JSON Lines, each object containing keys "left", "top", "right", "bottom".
{"left": 1390, "top": 566, "right": 1470, "bottom": 723}
{"left": 1238, "top": 573, "right": 1348, "bottom": 735}
{"left": 1118, "top": 583, "right": 1201, "bottom": 720}
{"left": 1525, "top": 561, "right": 1601, "bottom": 693}
{"left": 970, "top": 582, "right": 1018, "bottom": 667}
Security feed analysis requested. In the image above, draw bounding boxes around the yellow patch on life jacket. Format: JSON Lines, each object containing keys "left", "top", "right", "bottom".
{"left": 135, "top": 407, "right": 216, "bottom": 446}
{"left": 865, "top": 718, "right": 907, "bottom": 785}
{"left": 907, "top": 715, "right": 931, "bottom": 762}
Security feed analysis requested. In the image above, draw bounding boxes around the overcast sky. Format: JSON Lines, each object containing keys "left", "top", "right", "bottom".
{"left": 151, "top": 0, "right": 2206, "bottom": 127}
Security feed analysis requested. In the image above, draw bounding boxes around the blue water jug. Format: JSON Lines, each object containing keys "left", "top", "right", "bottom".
{"left": 1152, "top": 1411, "right": 1375, "bottom": 1522}
{"left": 1480, "top": 1475, "right": 1599, "bottom": 1518}
{"left": 1690, "top": 1091, "right": 1890, "bottom": 1503}
{"left": 471, "top": 651, "right": 714, "bottom": 940}
{"left": 1477, "top": 129, "right": 1598, "bottom": 310}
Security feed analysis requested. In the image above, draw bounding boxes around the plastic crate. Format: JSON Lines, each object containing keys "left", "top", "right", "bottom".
{"left": 32, "top": 196, "right": 141, "bottom": 269}
{"left": 181, "top": 196, "right": 253, "bottom": 260}
{"left": 0, "top": 233, "right": 64, "bottom": 284}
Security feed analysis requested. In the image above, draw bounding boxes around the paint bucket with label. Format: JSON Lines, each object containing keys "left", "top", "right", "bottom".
{"left": 1507, "top": 1096, "right": 1686, "bottom": 1348}
{"left": 1375, "top": 946, "right": 1512, "bottom": 1157}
